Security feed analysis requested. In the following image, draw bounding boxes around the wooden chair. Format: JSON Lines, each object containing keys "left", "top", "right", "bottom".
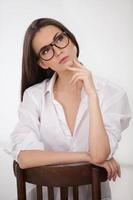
{"left": 13, "top": 161, "right": 107, "bottom": 200}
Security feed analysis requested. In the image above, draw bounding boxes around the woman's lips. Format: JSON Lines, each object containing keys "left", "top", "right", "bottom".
{"left": 59, "top": 56, "right": 69, "bottom": 64}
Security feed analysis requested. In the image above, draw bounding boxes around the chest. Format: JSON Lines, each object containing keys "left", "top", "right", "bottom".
{"left": 54, "top": 92, "right": 81, "bottom": 136}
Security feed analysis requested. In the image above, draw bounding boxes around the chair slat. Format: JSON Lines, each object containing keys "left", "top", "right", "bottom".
{"left": 91, "top": 166, "right": 101, "bottom": 200}
{"left": 60, "top": 186, "right": 68, "bottom": 200}
{"left": 73, "top": 186, "right": 79, "bottom": 200}
{"left": 48, "top": 186, "right": 54, "bottom": 200}
{"left": 36, "top": 185, "right": 43, "bottom": 200}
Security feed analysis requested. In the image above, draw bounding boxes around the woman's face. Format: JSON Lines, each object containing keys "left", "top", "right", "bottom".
{"left": 32, "top": 25, "right": 77, "bottom": 72}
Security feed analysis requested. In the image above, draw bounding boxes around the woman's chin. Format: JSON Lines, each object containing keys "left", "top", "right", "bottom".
{"left": 63, "top": 59, "right": 74, "bottom": 68}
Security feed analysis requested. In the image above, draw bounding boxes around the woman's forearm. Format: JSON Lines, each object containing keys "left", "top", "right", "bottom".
{"left": 18, "top": 150, "right": 92, "bottom": 169}
{"left": 88, "top": 93, "right": 110, "bottom": 163}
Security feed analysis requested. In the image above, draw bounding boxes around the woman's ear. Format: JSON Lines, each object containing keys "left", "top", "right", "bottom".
{"left": 37, "top": 59, "right": 49, "bottom": 69}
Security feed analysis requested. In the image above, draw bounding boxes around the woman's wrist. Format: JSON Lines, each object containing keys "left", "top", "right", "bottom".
{"left": 86, "top": 88, "right": 97, "bottom": 97}
{"left": 87, "top": 91, "right": 98, "bottom": 98}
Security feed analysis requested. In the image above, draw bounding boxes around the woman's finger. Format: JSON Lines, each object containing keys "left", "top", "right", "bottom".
{"left": 73, "top": 58, "right": 84, "bottom": 68}
{"left": 112, "top": 158, "right": 121, "bottom": 178}
{"left": 112, "top": 171, "right": 117, "bottom": 182}
{"left": 70, "top": 75, "right": 85, "bottom": 85}
{"left": 103, "top": 163, "right": 112, "bottom": 180}
{"left": 69, "top": 73, "right": 85, "bottom": 84}
{"left": 107, "top": 161, "right": 115, "bottom": 180}
{"left": 66, "top": 66, "right": 84, "bottom": 72}
{"left": 110, "top": 160, "right": 118, "bottom": 181}
{"left": 66, "top": 65, "right": 88, "bottom": 73}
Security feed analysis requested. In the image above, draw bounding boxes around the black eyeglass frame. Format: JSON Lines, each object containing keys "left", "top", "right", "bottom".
{"left": 37, "top": 31, "right": 70, "bottom": 61}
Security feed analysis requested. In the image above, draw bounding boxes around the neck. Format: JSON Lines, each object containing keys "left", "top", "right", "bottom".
{"left": 54, "top": 70, "right": 82, "bottom": 93}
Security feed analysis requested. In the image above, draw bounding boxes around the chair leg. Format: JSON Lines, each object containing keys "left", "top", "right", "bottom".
{"left": 91, "top": 167, "right": 101, "bottom": 200}
{"left": 16, "top": 163, "right": 26, "bottom": 200}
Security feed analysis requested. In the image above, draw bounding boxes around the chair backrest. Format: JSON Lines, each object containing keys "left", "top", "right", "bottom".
{"left": 13, "top": 161, "right": 107, "bottom": 200}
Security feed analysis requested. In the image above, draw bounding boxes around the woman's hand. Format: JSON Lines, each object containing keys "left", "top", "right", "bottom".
{"left": 65, "top": 58, "right": 97, "bottom": 96}
{"left": 95, "top": 157, "right": 121, "bottom": 181}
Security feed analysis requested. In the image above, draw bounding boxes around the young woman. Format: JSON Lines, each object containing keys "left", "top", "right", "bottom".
{"left": 11, "top": 18, "right": 131, "bottom": 199}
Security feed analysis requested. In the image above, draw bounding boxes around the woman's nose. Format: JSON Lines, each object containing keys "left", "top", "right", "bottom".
{"left": 53, "top": 45, "right": 63, "bottom": 57}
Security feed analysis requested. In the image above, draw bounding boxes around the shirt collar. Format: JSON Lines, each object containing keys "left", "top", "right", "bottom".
{"left": 44, "top": 72, "right": 57, "bottom": 100}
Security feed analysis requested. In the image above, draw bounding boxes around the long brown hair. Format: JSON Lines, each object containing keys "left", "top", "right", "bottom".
{"left": 21, "top": 18, "right": 80, "bottom": 101}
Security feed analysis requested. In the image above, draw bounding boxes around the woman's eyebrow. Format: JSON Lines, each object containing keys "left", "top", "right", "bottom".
{"left": 53, "top": 32, "right": 61, "bottom": 41}
{"left": 44, "top": 32, "right": 61, "bottom": 47}
{"left": 39, "top": 32, "right": 61, "bottom": 52}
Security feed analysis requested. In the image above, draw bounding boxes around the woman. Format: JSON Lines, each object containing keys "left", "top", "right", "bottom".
{"left": 11, "top": 18, "right": 131, "bottom": 199}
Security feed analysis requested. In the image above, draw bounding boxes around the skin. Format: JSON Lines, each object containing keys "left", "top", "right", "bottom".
{"left": 18, "top": 25, "right": 121, "bottom": 181}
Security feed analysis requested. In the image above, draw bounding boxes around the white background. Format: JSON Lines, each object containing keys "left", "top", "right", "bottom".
{"left": 0, "top": 0, "right": 133, "bottom": 199}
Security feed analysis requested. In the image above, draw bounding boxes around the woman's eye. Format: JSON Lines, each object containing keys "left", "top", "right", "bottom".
{"left": 56, "top": 34, "right": 64, "bottom": 43}
{"left": 42, "top": 47, "right": 50, "bottom": 55}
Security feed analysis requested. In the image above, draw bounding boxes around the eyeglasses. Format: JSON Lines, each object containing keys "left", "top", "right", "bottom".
{"left": 38, "top": 32, "right": 69, "bottom": 61}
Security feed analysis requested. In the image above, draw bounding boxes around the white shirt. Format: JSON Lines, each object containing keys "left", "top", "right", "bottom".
{"left": 10, "top": 72, "right": 131, "bottom": 200}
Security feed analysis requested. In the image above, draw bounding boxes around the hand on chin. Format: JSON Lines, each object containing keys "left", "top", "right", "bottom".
{"left": 63, "top": 58, "right": 76, "bottom": 69}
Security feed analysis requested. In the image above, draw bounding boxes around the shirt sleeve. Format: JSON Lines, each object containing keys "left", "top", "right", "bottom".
{"left": 101, "top": 81, "right": 132, "bottom": 159}
{"left": 10, "top": 89, "right": 44, "bottom": 161}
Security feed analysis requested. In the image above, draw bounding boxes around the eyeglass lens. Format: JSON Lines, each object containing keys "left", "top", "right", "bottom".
{"left": 39, "top": 32, "right": 69, "bottom": 61}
